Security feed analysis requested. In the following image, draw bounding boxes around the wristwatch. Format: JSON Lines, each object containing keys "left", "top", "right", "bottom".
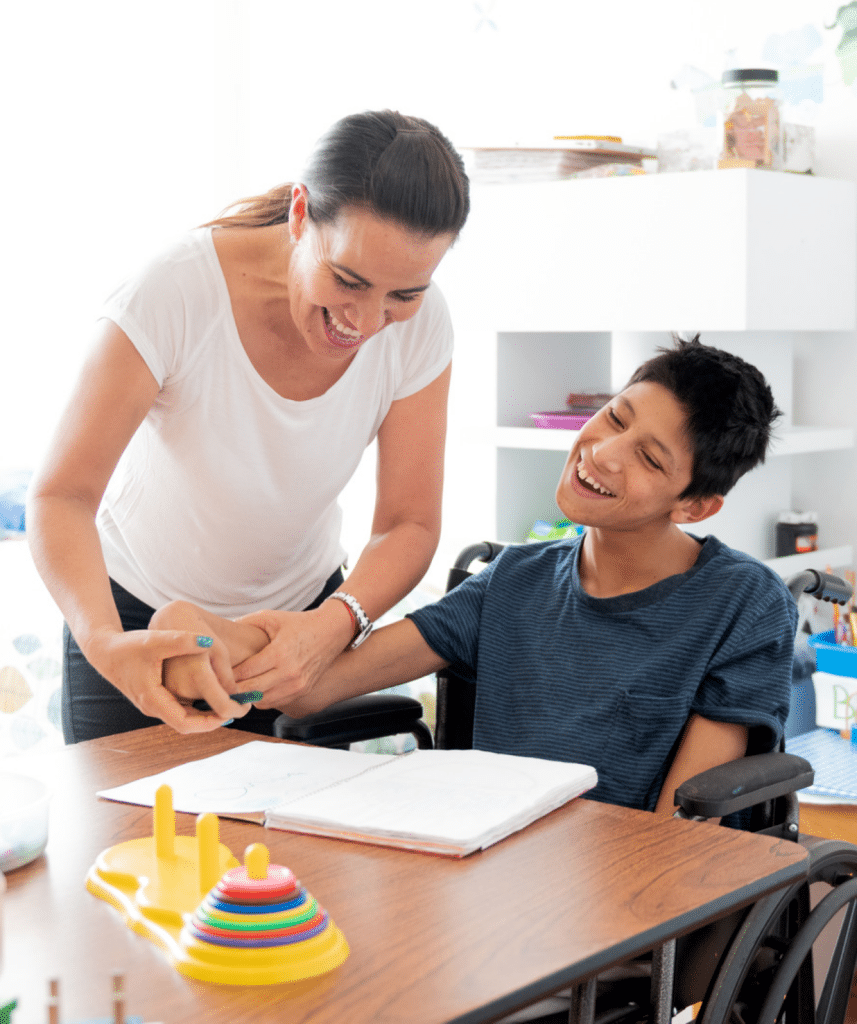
{"left": 328, "top": 592, "right": 373, "bottom": 649}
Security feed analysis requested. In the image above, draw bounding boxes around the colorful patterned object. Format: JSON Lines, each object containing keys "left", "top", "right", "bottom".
{"left": 87, "top": 785, "right": 349, "bottom": 985}
{"left": 0, "top": 540, "right": 63, "bottom": 758}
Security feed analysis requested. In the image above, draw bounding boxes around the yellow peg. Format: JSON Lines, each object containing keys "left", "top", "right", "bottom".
{"left": 154, "top": 784, "right": 175, "bottom": 860}
{"left": 196, "top": 813, "right": 221, "bottom": 895}
{"left": 245, "top": 842, "right": 270, "bottom": 880}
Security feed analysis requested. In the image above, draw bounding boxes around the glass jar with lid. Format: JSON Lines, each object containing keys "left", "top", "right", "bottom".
{"left": 718, "top": 68, "right": 782, "bottom": 170}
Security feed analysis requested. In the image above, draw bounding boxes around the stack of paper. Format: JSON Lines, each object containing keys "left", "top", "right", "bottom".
{"left": 468, "top": 139, "right": 656, "bottom": 184}
{"left": 98, "top": 741, "right": 598, "bottom": 858}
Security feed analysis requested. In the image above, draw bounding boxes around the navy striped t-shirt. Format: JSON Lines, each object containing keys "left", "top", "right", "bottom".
{"left": 407, "top": 535, "right": 797, "bottom": 812}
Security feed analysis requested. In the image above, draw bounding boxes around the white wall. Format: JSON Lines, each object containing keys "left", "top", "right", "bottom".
{"left": 3, "top": 0, "right": 857, "bottom": 590}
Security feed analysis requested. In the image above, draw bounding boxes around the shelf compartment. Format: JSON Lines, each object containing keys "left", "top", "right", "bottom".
{"left": 764, "top": 546, "right": 853, "bottom": 577}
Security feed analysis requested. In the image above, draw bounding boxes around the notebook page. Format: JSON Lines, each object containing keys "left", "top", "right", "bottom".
{"left": 266, "top": 748, "right": 598, "bottom": 853}
{"left": 97, "top": 740, "right": 397, "bottom": 818}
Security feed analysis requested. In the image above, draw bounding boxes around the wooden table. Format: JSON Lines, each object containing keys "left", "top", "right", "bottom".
{"left": 3, "top": 727, "right": 809, "bottom": 1024}
{"left": 801, "top": 802, "right": 857, "bottom": 846}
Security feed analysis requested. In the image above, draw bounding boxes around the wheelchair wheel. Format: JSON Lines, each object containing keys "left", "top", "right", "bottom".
{"left": 697, "top": 838, "right": 857, "bottom": 1024}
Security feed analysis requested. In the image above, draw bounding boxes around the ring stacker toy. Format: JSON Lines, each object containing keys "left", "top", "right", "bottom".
{"left": 87, "top": 785, "right": 349, "bottom": 985}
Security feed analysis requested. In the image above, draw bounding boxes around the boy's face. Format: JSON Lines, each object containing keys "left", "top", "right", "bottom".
{"left": 556, "top": 381, "right": 714, "bottom": 532}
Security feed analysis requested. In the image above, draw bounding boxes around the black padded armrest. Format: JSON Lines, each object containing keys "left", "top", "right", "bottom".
{"left": 674, "top": 752, "right": 814, "bottom": 819}
{"left": 273, "top": 694, "right": 427, "bottom": 746}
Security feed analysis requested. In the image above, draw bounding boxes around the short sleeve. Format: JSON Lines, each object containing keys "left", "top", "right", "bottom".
{"left": 99, "top": 231, "right": 221, "bottom": 387}
{"left": 406, "top": 555, "right": 497, "bottom": 672}
{"left": 691, "top": 580, "right": 797, "bottom": 752}
{"left": 391, "top": 283, "right": 454, "bottom": 401}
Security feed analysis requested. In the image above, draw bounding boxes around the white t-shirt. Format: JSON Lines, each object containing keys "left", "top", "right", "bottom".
{"left": 96, "top": 228, "right": 453, "bottom": 617}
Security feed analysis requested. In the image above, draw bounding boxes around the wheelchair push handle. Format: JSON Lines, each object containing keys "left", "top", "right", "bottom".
{"left": 447, "top": 542, "right": 506, "bottom": 593}
{"left": 785, "top": 569, "right": 853, "bottom": 606}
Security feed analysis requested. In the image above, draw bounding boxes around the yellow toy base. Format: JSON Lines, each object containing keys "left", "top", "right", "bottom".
{"left": 87, "top": 785, "right": 349, "bottom": 985}
{"left": 173, "top": 921, "right": 350, "bottom": 985}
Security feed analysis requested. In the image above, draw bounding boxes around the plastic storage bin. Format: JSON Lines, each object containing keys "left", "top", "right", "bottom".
{"left": 0, "top": 773, "right": 50, "bottom": 872}
{"left": 808, "top": 631, "right": 857, "bottom": 678}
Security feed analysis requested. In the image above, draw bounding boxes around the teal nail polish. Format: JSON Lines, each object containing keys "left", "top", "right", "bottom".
{"left": 232, "top": 690, "right": 264, "bottom": 705}
{"left": 222, "top": 718, "right": 235, "bottom": 727}
{"left": 196, "top": 635, "right": 214, "bottom": 648}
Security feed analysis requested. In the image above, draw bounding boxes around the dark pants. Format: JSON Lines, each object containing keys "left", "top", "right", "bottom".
{"left": 61, "top": 569, "right": 344, "bottom": 744}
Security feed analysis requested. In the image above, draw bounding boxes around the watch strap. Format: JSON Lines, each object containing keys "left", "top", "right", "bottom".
{"left": 328, "top": 592, "right": 373, "bottom": 649}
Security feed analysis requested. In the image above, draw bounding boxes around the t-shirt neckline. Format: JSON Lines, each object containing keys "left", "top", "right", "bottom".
{"left": 198, "top": 227, "right": 364, "bottom": 408}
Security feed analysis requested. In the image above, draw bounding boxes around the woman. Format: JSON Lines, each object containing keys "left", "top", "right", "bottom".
{"left": 27, "top": 109, "right": 469, "bottom": 742}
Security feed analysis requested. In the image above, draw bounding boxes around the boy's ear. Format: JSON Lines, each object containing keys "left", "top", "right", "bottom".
{"left": 670, "top": 494, "right": 724, "bottom": 525}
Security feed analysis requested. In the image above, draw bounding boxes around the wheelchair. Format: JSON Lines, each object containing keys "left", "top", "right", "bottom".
{"left": 274, "top": 543, "right": 857, "bottom": 1024}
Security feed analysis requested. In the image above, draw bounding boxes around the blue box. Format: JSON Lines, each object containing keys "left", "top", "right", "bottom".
{"left": 808, "top": 630, "right": 857, "bottom": 678}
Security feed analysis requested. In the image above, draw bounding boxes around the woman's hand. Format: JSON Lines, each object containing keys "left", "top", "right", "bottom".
{"left": 86, "top": 625, "right": 244, "bottom": 733}
{"left": 231, "top": 601, "right": 355, "bottom": 709}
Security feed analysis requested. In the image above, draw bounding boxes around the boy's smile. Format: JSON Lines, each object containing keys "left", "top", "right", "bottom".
{"left": 574, "top": 460, "right": 616, "bottom": 498}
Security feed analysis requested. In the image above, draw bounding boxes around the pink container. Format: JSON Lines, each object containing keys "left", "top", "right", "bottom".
{"left": 530, "top": 411, "right": 593, "bottom": 430}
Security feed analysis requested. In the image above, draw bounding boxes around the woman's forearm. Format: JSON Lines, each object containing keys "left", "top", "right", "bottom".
{"left": 26, "top": 320, "right": 162, "bottom": 665}
{"left": 334, "top": 519, "right": 440, "bottom": 624}
{"left": 26, "top": 492, "right": 124, "bottom": 662}
{"left": 337, "top": 364, "right": 448, "bottom": 625}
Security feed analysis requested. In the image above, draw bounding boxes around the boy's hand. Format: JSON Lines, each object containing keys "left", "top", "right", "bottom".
{"left": 162, "top": 637, "right": 250, "bottom": 723}
{"left": 148, "top": 601, "right": 251, "bottom": 724}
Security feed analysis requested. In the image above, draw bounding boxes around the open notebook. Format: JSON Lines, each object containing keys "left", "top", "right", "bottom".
{"left": 97, "top": 740, "right": 598, "bottom": 858}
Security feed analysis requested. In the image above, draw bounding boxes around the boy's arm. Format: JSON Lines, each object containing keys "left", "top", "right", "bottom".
{"left": 654, "top": 714, "right": 748, "bottom": 817}
{"left": 276, "top": 617, "right": 450, "bottom": 717}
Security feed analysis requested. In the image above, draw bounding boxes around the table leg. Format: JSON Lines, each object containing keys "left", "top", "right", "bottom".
{"left": 567, "top": 977, "right": 597, "bottom": 1024}
{"left": 651, "top": 939, "right": 676, "bottom": 1024}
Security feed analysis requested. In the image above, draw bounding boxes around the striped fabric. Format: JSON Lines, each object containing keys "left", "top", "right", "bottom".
{"left": 408, "top": 536, "right": 796, "bottom": 812}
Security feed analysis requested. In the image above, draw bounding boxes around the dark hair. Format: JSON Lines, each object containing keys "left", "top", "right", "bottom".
{"left": 626, "top": 334, "right": 782, "bottom": 499}
{"left": 204, "top": 110, "right": 469, "bottom": 237}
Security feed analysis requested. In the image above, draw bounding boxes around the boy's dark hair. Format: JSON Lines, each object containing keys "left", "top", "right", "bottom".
{"left": 626, "top": 334, "right": 782, "bottom": 499}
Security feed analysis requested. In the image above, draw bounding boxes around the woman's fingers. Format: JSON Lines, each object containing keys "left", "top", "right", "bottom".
{"left": 108, "top": 629, "right": 244, "bottom": 729}
{"left": 232, "top": 645, "right": 279, "bottom": 685}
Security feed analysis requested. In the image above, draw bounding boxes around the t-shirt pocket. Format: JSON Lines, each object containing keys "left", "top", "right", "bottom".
{"left": 602, "top": 690, "right": 691, "bottom": 808}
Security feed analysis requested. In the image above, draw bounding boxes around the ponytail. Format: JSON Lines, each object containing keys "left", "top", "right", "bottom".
{"left": 201, "top": 182, "right": 293, "bottom": 229}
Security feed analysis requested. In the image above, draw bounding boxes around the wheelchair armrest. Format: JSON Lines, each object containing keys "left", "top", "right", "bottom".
{"left": 273, "top": 693, "right": 431, "bottom": 748}
{"left": 674, "top": 752, "right": 814, "bottom": 819}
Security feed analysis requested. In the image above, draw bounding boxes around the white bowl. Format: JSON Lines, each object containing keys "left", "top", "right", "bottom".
{"left": 0, "top": 772, "right": 50, "bottom": 872}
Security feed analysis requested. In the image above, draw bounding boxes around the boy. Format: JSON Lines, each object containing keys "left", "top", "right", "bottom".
{"left": 154, "top": 336, "right": 798, "bottom": 815}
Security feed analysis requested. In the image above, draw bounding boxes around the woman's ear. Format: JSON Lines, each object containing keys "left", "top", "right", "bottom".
{"left": 671, "top": 493, "right": 724, "bottom": 525}
{"left": 289, "top": 184, "right": 309, "bottom": 242}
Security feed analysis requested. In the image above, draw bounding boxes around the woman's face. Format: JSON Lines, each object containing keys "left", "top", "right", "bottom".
{"left": 286, "top": 190, "right": 454, "bottom": 360}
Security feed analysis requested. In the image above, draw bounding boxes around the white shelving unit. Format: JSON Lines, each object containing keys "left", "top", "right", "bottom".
{"left": 435, "top": 170, "right": 857, "bottom": 576}
{"left": 495, "top": 425, "right": 855, "bottom": 456}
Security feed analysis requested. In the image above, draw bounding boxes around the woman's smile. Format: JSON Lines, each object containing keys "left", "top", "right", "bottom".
{"left": 322, "top": 307, "right": 366, "bottom": 349}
